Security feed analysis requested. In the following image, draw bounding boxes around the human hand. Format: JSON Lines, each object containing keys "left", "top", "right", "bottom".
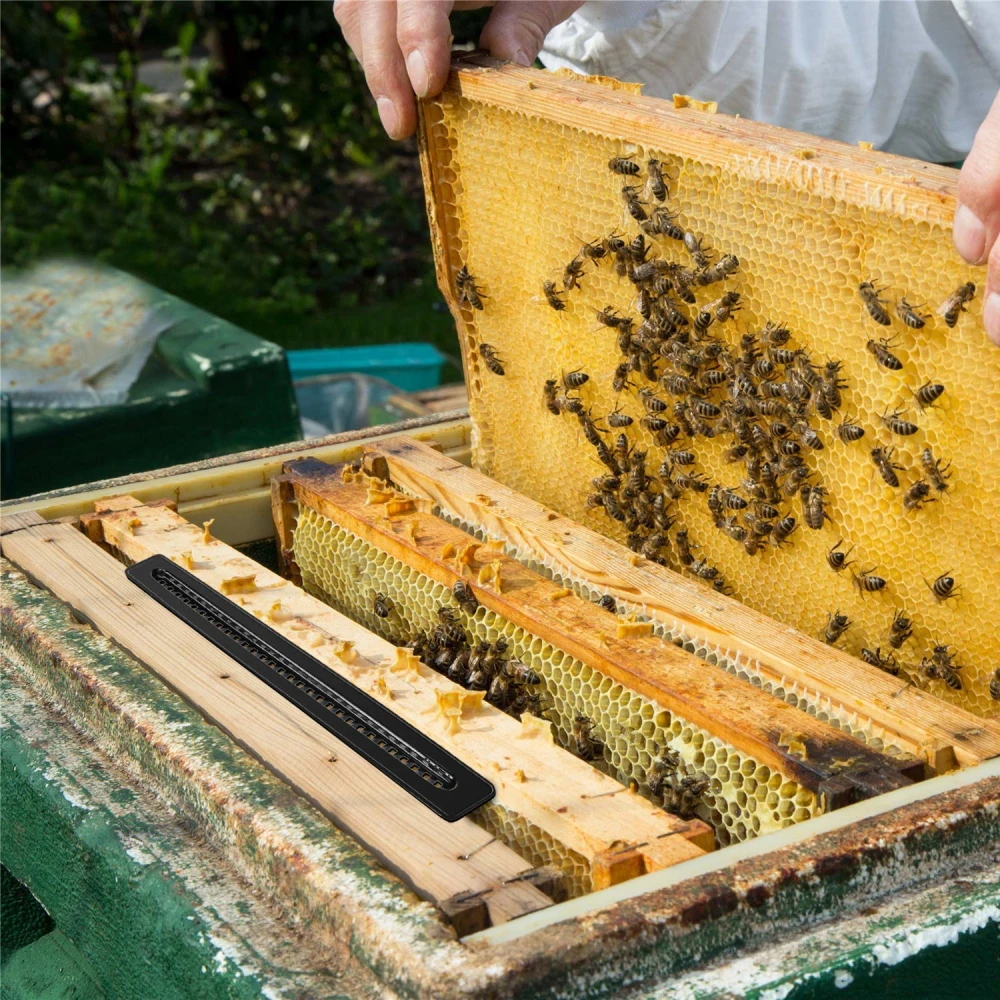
{"left": 953, "top": 88, "right": 1000, "bottom": 346}
{"left": 334, "top": 1, "right": 582, "bottom": 140}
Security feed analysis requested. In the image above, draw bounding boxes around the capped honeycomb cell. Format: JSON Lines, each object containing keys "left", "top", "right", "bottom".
{"left": 419, "top": 63, "right": 998, "bottom": 717}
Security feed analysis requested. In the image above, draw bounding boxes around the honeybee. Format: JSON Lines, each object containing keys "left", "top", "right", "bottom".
{"left": 608, "top": 156, "right": 640, "bottom": 175}
{"left": 644, "top": 206, "right": 685, "bottom": 240}
{"left": 937, "top": 282, "right": 976, "bottom": 327}
{"left": 921, "top": 446, "right": 951, "bottom": 493}
{"left": 437, "top": 606, "right": 461, "bottom": 626}
{"left": 888, "top": 609, "right": 914, "bottom": 649}
{"left": 675, "top": 528, "right": 696, "bottom": 566}
{"left": 595, "top": 438, "right": 622, "bottom": 475}
{"left": 572, "top": 715, "right": 604, "bottom": 761}
{"left": 647, "top": 749, "right": 682, "bottom": 796}
{"left": 675, "top": 471, "right": 710, "bottom": 493}
{"left": 921, "top": 644, "right": 963, "bottom": 689}
{"left": 693, "top": 308, "right": 715, "bottom": 335}
{"left": 596, "top": 594, "right": 618, "bottom": 613}
{"left": 690, "top": 558, "right": 719, "bottom": 580}
{"left": 612, "top": 362, "right": 633, "bottom": 393}
{"left": 902, "top": 479, "right": 935, "bottom": 512}
{"left": 696, "top": 254, "right": 739, "bottom": 285}
{"left": 447, "top": 648, "right": 471, "bottom": 685}
{"left": 879, "top": 406, "right": 918, "bottom": 436}
{"left": 371, "top": 591, "right": 394, "bottom": 618}
{"left": 607, "top": 407, "right": 634, "bottom": 428}
{"left": 990, "top": 669, "right": 1000, "bottom": 701}
{"left": 563, "top": 255, "right": 586, "bottom": 291}
{"left": 627, "top": 233, "right": 649, "bottom": 263}
{"left": 480, "top": 343, "right": 506, "bottom": 376}
{"left": 639, "top": 387, "right": 667, "bottom": 413}
{"left": 859, "top": 280, "right": 891, "bottom": 325}
{"left": 722, "top": 516, "right": 748, "bottom": 542}
{"left": 760, "top": 321, "right": 791, "bottom": 347}
{"left": 456, "top": 266, "right": 485, "bottom": 310}
{"left": 453, "top": 580, "right": 479, "bottom": 615}
{"left": 683, "top": 231, "right": 711, "bottom": 269}
{"left": 621, "top": 184, "right": 648, "bottom": 222}
{"left": 801, "top": 485, "right": 832, "bottom": 529}
{"left": 504, "top": 659, "right": 540, "bottom": 685}
{"left": 543, "top": 280, "right": 567, "bottom": 311}
{"left": 926, "top": 572, "right": 959, "bottom": 602}
{"left": 870, "top": 445, "right": 905, "bottom": 488}
{"left": 640, "top": 415, "right": 668, "bottom": 432}
{"left": 866, "top": 336, "right": 903, "bottom": 370}
{"left": 824, "top": 611, "right": 851, "bottom": 645}
{"left": 853, "top": 567, "right": 887, "bottom": 596}
{"left": 580, "top": 238, "right": 608, "bottom": 263}
{"left": 836, "top": 416, "right": 866, "bottom": 443}
{"left": 543, "top": 379, "right": 561, "bottom": 415}
{"left": 723, "top": 489, "right": 748, "bottom": 510}
{"left": 563, "top": 369, "right": 590, "bottom": 390}
{"left": 795, "top": 423, "right": 824, "bottom": 451}
{"left": 596, "top": 306, "right": 626, "bottom": 329}
{"left": 646, "top": 158, "right": 668, "bottom": 201}
{"left": 773, "top": 514, "right": 797, "bottom": 546}
{"left": 827, "top": 539, "right": 854, "bottom": 572}
{"left": 895, "top": 297, "right": 929, "bottom": 329}
{"left": 861, "top": 646, "right": 899, "bottom": 675}
{"left": 911, "top": 381, "right": 945, "bottom": 410}
{"left": 663, "top": 773, "right": 710, "bottom": 820}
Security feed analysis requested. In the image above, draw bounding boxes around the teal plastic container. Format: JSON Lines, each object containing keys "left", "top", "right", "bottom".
{"left": 285, "top": 343, "right": 446, "bottom": 391}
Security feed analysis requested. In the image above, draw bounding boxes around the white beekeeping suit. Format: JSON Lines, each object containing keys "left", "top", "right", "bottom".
{"left": 539, "top": 0, "right": 1000, "bottom": 162}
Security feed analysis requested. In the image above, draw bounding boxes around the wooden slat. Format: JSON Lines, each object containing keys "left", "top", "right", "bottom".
{"left": 0, "top": 510, "right": 47, "bottom": 547}
{"left": 284, "top": 458, "right": 919, "bottom": 806}
{"left": 88, "top": 497, "right": 711, "bottom": 880}
{"left": 369, "top": 437, "right": 1000, "bottom": 771}
{"left": 2, "top": 521, "right": 551, "bottom": 929}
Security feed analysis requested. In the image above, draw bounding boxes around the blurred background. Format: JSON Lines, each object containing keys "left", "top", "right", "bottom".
{"left": 1, "top": 1, "right": 487, "bottom": 499}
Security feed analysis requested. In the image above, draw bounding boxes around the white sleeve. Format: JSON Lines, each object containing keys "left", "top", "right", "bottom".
{"left": 539, "top": 0, "right": 1000, "bottom": 162}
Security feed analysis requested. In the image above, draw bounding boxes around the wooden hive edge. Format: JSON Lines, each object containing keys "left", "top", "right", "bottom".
{"left": 366, "top": 437, "right": 1000, "bottom": 772}
{"left": 283, "top": 457, "right": 919, "bottom": 806}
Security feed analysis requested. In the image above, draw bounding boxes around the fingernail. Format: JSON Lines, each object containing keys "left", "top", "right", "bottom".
{"left": 406, "top": 49, "right": 429, "bottom": 97}
{"left": 376, "top": 97, "right": 399, "bottom": 137}
{"left": 985, "top": 292, "right": 1000, "bottom": 347}
{"left": 953, "top": 203, "right": 987, "bottom": 264}
{"left": 512, "top": 48, "right": 532, "bottom": 67}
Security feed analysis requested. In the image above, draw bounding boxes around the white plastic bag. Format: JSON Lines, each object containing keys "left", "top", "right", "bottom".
{"left": 1, "top": 259, "right": 175, "bottom": 408}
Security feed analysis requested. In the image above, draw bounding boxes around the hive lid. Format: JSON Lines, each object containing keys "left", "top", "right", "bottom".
{"left": 417, "top": 55, "right": 997, "bottom": 716}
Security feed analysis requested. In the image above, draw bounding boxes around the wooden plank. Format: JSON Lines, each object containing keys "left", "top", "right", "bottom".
{"left": 0, "top": 510, "right": 46, "bottom": 535}
{"left": 284, "top": 459, "right": 918, "bottom": 806}
{"left": 2, "top": 521, "right": 551, "bottom": 928}
{"left": 370, "top": 437, "right": 1000, "bottom": 771}
{"left": 270, "top": 477, "right": 301, "bottom": 586}
{"left": 89, "top": 497, "right": 711, "bottom": 880}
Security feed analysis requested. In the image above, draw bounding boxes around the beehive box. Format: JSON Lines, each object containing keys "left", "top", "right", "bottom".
{"left": 419, "top": 54, "right": 998, "bottom": 716}
{"left": 4, "top": 416, "right": 1000, "bottom": 999}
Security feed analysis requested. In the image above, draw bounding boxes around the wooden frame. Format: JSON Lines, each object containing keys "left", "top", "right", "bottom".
{"left": 282, "top": 458, "right": 921, "bottom": 806}
{"left": 369, "top": 437, "right": 1000, "bottom": 772}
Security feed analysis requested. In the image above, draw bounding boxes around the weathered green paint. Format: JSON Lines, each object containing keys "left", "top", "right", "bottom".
{"left": 1, "top": 562, "right": 463, "bottom": 998}
{"left": 1, "top": 670, "right": 387, "bottom": 1000}
{"left": 1, "top": 930, "right": 106, "bottom": 1000}
{"left": 1, "top": 865, "right": 53, "bottom": 963}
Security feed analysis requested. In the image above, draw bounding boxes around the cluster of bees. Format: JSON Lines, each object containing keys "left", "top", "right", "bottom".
{"left": 529, "top": 154, "right": 984, "bottom": 699}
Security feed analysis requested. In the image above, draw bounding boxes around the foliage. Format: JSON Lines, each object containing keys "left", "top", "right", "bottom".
{"left": 1, "top": 1, "right": 486, "bottom": 356}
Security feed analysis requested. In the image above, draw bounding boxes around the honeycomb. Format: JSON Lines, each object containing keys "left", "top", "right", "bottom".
{"left": 293, "top": 504, "right": 819, "bottom": 849}
{"left": 432, "top": 503, "right": 909, "bottom": 761}
{"left": 420, "top": 76, "right": 998, "bottom": 716}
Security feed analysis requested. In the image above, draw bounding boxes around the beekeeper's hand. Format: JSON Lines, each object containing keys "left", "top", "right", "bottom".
{"left": 334, "top": 1, "right": 581, "bottom": 140}
{"left": 954, "top": 89, "right": 1000, "bottom": 345}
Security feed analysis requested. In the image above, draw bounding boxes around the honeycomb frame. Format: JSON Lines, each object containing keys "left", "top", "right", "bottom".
{"left": 418, "top": 57, "right": 998, "bottom": 717}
